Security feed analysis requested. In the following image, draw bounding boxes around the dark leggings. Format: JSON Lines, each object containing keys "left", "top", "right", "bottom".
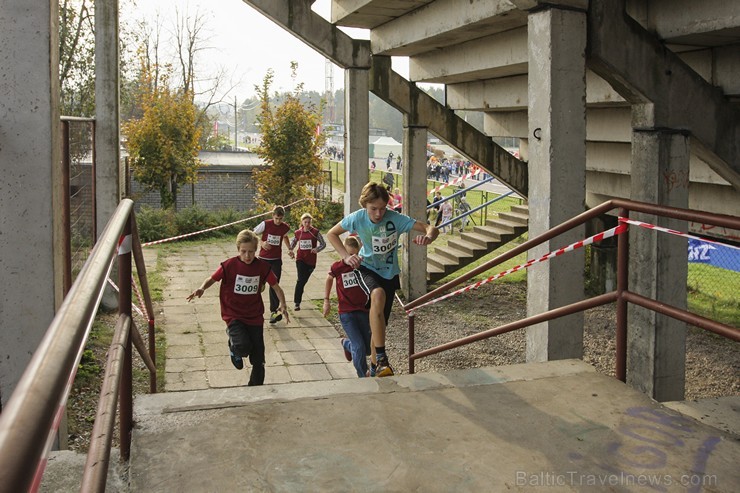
{"left": 263, "top": 258, "right": 282, "bottom": 312}
{"left": 294, "top": 260, "right": 315, "bottom": 305}
{"left": 227, "top": 320, "right": 265, "bottom": 386}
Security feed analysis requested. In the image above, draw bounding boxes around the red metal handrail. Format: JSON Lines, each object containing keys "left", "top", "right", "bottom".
{"left": 0, "top": 199, "right": 158, "bottom": 492}
{"left": 405, "top": 198, "right": 740, "bottom": 380}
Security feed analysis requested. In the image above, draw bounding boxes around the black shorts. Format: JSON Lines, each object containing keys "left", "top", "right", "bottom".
{"left": 355, "top": 266, "right": 400, "bottom": 325}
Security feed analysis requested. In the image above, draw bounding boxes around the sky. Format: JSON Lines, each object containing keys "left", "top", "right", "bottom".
{"left": 126, "top": 0, "right": 410, "bottom": 100}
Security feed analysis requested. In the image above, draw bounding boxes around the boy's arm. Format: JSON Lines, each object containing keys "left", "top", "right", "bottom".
{"left": 322, "top": 274, "right": 334, "bottom": 317}
{"left": 411, "top": 220, "right": 439, "bottom": 246}
{"left": 283, "top": 235, "right": 295, "bottom": 259}
{"left": 271, "top": 282, "right": 291, "bottom": 324}
{"left": 187, "top": 276, "right": 216, "bottom": 301}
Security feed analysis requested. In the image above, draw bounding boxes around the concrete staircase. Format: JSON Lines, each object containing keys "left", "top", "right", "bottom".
{"left": 427, "top": 204, "right": 528, "bottom": 284}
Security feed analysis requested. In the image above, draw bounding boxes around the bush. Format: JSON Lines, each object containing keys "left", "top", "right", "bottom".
{"left": 319, "top": 200, "right": 344, "bottom": 230}
{"left": 212, "top": 208, "right": 257, "bottom": 237}
{"left": 175, "top": 205, "right": 218, "bottom": 238}
{"left": 136, "top": 206, "right": 177, "bottom": 243}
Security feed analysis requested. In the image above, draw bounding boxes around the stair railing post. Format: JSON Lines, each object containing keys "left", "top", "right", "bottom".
{"left": 408, "top": 312, "right": 415, "bottom": 374}
{"left": 118, "top": 214, "right": 133, "bottom": 460}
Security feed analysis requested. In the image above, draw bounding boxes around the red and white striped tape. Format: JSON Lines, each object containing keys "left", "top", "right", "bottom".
{"left": 618, "top": 217, "right": 740, "bottom": 251}
{"left": 141, "top": 197, "right": 315, "bottom": 247}
{"left": 106, "top": 277, "right": 145, "bottom": 317}
{"left": 428, "top": 167, "right": 482, "bottom": 195}
{"left": 408, "top": 223, "right": 627, "bottom": 314}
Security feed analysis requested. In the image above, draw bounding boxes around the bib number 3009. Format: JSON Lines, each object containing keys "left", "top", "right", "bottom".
{"left": 234, "top": 274, "right": 260, "bottom": 294}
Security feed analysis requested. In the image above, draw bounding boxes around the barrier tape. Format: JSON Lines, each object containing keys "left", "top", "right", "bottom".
{"left": 131, "top": 276, "right": 151, "bottom": 321}
{"left": 407, "top": 223, "right": 627, "bottom": 315}
{"left": 618, "top": 217, "right": 740, "bottom": 251}
{"left": 140, "top": 197, "right": 315, "bottom": 247}
{"left": 106, "top": 277, "right": 144, "bottom": 317}
{"left": 428, "top": 167, "right": 482, "bottom": 195}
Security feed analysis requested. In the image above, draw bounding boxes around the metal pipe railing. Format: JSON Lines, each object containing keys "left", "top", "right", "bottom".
{"left": 0, "top": 197, "right": 159, "bottom": 491}
{"left": 0, "top": 200, "right": 134, "bottom": 489}
{"left": 437, "top": 190, "right": 515, "bottom": 230}
{"left": 405, "top": 198, "right": 740, "bottom": 379}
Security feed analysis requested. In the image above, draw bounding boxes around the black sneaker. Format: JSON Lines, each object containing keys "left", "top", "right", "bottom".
{"left": 229, "top": 347, "right": 244, "bottom": 370}
{"left": 294, "top": 304, "right": 301, "bottom": 311}
{"left": 375, "top": 355, "right": 394, "bottom": 377}
{"left": 269, "top": 311, "right": 283, "bottom": 324}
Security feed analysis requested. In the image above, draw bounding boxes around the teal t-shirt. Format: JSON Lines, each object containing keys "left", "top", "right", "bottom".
{"left": 340, "top": 208, "right": 417, "bottom": 279}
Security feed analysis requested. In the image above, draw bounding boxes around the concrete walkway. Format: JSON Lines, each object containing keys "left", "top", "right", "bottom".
{"left": 144, "top": 238, "right": 356, "bottom": 392}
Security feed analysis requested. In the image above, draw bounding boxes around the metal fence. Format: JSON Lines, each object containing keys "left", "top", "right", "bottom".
{"left": 687, "top": 238, "right": 740, "bottom": 322}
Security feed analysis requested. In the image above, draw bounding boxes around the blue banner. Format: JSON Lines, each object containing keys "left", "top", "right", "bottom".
{"left": 688, "top": 239, "right": 740, "bottom": 272}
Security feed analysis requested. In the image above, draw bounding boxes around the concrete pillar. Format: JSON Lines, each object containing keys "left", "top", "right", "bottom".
{"left": 0, "top": 0, "right": 62, "bottom": 407}
{"left": 343, "top": 68, "right": 369, "bottom": 215}
{"left": 94, "top": 0, "right": 120, "bottom": 312}
{"left": 400, "top": 119, "right": 429, "bottom": 300}
{"left": 94, "top": 0, "right": 120, "bottom": 230}
{"left": 525, "top": 7, "right": 587, "bottom": 362}
{"left": 627, "top": 118, "right": 689, "bottom": 402}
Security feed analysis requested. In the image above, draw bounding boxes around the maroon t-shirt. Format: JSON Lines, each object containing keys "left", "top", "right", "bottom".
{"left": 293, "top": 227, "right": 321, "bottom": 266}
{"left": 329, "top": 261, "right": 369, "bottom": 314}
{"left": 258, "top": 219, "right": 291, "bottom": 260}
{"left": 212, "top": 256, "right": 277, "bottom": 325}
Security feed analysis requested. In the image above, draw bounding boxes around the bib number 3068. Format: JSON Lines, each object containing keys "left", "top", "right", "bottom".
{"left": 372, "top": 234, "right": 397, "bottom": 254}
{"left": 234, "top": 275, "right": 260, "bottom": 294}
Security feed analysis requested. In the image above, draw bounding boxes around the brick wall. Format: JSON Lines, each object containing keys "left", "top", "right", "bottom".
{"left": 128, "top": 164, "right": 260, "bottom": 212}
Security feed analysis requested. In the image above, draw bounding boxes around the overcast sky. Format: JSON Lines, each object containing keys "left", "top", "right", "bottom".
{"left": 127, "top": 0, "right": 410, "bottom": 99}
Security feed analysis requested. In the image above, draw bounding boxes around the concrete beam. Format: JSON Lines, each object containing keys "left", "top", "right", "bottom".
{"left": 409, "top": 28, "right": 528, "bottom": 84}
{"left": 370, "top": 0, "right": 525, "bottom": 57}
{"left": 369, "top": 56, "right": 528, "bottom": 197}
{"left": 636, "top": 0, "right": 740, "bottom": 44}
{"left": 242, "top": 0, "right": 371, "bottom": 68}
{"left": 587, "top": 0, "right": 740, "bottom": 190}
{"left": 447, "top": 71, "right": 626, "bottom": 112}
{"left": 332, "top": 0, "right": 432, "bottom": 29}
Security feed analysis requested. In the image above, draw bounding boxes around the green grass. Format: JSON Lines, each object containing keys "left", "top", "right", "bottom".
{"left": 687, "top": 263, "right": 740, "bottom": 327}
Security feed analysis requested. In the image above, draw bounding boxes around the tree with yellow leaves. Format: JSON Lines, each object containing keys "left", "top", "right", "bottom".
{"left": 255, "top": 63, "right": 326, "bottom": 221}
{"left": 124, "top": 63, "right": 201, "bottom": 209}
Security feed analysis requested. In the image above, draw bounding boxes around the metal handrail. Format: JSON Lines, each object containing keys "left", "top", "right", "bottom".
{"left": 0, "top": 199, "right": 158, "bottom": 491}
{"left": 404, "top": 198, "right": 740, "bottom": 376}
{"left": 438, "top": 190, "right": 515, "bottom": 230}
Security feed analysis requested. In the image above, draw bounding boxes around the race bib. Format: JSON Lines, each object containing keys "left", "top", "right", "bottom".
{"left": 234, "top": 275, "right": 260, "bottom": 295}
{"left": 372, "top": 233, "right": 397, "bottom": 255}
{"left": 266, "top": 234, "right": 281, "bottom": 246}
{"left": 341, "top": 272, "right": 359, "bottom": 289}
{"left": 299, "top": 239, "right": 313, "bottom": 250}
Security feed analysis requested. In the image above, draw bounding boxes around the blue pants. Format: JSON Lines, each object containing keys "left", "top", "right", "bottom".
{"left": 339, "top": 311, "right": 372, "bottom": 377}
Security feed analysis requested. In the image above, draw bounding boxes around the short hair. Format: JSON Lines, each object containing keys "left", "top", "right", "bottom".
{"left": 358, "top": 182, "right": 390, "bottom": 207}
{"left": 236, "top": 229, "right": 259, "bottom": 248}
{"left": 300, "top": 212, "right": 313, "bottom": 221}
{"left": 273, "top": 206, "right": 285, "bottom": 217}
{"left": 344, "top": 235, "right": 361, "bottom": 250}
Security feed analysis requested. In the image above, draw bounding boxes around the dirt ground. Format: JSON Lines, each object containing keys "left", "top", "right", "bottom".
{"left": 332, "top": 282, "right": 739, "bottom": 401}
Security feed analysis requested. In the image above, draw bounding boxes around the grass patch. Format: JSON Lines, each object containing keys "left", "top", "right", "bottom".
{"left": 688, "top": 263, "right": 740, "bottom": 328}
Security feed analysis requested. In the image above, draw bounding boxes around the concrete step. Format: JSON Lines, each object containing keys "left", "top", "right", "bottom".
{"left": 461, "top": 230, "right": 501, "bottom": 247}
{"left": 510, "top": 204, "right": 529, "bottom": 216}
{"left": 435, "top": 243, "right": 475, "bottom": 263}
{"left": 129, "top": 360, "right": 740, "bottom": 491}
{"left": 485, "top": 217, "right": 526, "bottom": 233}
{"left": 498, "top": 210, "right": 529, "bottom": 226}
{"left": 445, "top": 238, "right": 488, "bottom": 257}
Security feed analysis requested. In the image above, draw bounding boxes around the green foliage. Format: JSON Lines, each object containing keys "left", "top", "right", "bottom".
{"left": 255, "top": 64, "right": 326, "bottom": 221}
{"left": 175, "top": 205, "right": 217, "bottom": 237}
{"left": 319, "top": 200, "right": 344, "bottom": 230}
{"left": 687, "top": 263, "right": 740, "bottom": 327}
{"left": 136, "top": 206, "right": 178, "bottom": 243}
{"left": 124, "top": 63, "right": 202, "bottom": 209}
{"left": 135, "top": 205, "right": 259, "bottom": 243}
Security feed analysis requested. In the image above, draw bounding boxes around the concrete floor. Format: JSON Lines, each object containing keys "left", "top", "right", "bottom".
{"left": 130, "top": 360, "right": 740, "bottom": 492}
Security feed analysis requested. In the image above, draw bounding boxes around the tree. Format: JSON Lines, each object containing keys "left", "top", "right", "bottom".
{"left": 124, "top": 64, "right": 202, "bottom": 209}
{"left": 255, "top": 64, "right": 326, "bottom": 220}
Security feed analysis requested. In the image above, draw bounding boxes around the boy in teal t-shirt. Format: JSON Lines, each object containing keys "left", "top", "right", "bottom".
{"left": 327, "top": 182, "right": 439, "bottom": 377}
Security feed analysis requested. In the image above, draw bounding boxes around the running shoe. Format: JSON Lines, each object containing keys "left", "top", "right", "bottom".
{"left": 229, "top": 343, "right": 244, "bottom": 370}
{"left": 375, "top": 355, "right": 394, "bottom": 377}
{"left": 269, "top": 311, "right": 283, "bottom": 324}
{"left": 340, "top": 337, "right": 352, "bottom": 361}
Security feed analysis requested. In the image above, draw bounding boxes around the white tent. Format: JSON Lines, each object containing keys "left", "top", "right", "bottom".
{"left": 369, "top": 136, "right": 403, "bottom": 159}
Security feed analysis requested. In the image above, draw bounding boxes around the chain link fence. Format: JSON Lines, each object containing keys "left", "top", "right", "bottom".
{"left": 687, "top": 238, "right": 740, "bottom": 327}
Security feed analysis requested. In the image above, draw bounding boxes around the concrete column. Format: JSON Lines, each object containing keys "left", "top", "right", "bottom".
{"left": 400, "top": 119, "right": 429, "bottom": 300}
{"left": 627, "top": 118, "right": 689, "bottom": 402}
{"left": 525, "top": 7, "right": 587, "bottom": 362}
{"left": 343, "top": 68, "right": 369, "bottom": 215}
{"left": 94, "top": 0, "right": 120, "bottom": 312}
{"left": 0, "top": 0, "right": 62, "bottom": 407}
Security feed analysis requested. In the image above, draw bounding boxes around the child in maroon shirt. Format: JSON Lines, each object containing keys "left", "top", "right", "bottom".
{"left": 187, "top": 229, "right": 290, "bottom": 385}
{"left": 254, "top": 206, "right": 294, "bottom": 323}
{"left": 289, "top": 213, "right": 326, "bottom": 311}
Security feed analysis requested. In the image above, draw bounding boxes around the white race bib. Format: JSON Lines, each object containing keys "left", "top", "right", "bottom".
{"left": 299, "top": 239, "right": 313, "bottom": 250}
{"left": 266, "top": 234, "right": 281, "bottom": 246}
{"left": 234, "top": 275, "right": 260, "bottom": 295}
{"left": 341, "top": 272, "right": 359, "bottom": 289}
{"left": 371, "top": 233, "right": 397, "bottom": 255}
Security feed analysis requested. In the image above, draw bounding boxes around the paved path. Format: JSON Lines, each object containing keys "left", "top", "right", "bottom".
{"left": 143, "top": 239, "right": 355, "bottom": 391}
